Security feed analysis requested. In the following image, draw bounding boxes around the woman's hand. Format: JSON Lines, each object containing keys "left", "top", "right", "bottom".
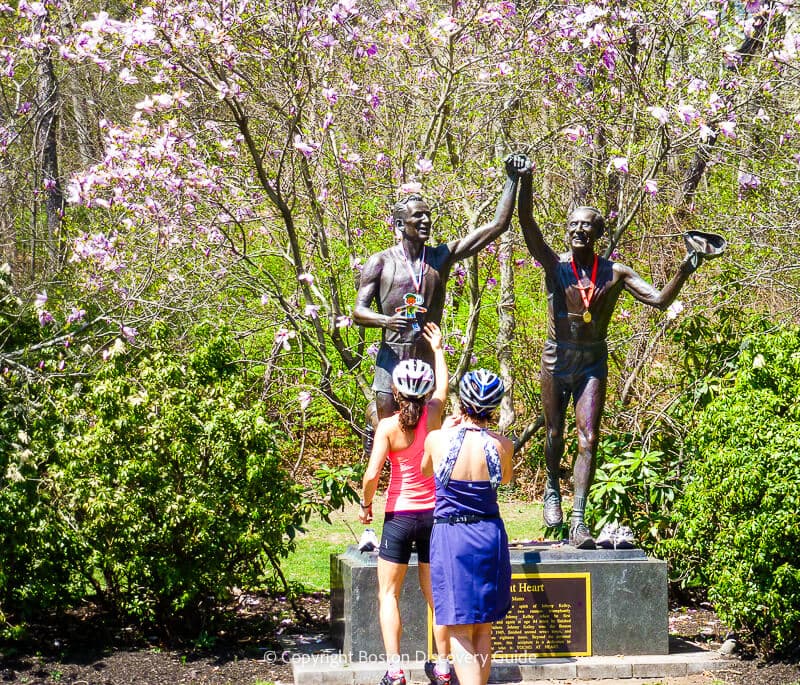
{"left": 422, "top": 321, "right": 442, "bottom": 350}
{"left": 358, "top": 502, "right": 373, "bottom": 524}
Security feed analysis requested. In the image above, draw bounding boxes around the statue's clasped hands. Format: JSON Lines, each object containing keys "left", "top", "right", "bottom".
{"left": 505, "top": 152, "right": 532, "bottom": 179}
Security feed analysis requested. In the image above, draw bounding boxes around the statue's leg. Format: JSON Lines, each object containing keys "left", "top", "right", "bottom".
{"left": 540, "top": 369, "right": 569, "bottom": 528}
{"left": 362, "top": 392, "right": 398, "bottom": 459}
{"left": 363, "top": 400, "right": 378, "bottom": 459}
{"left": 569, "top": 375, "right": 606, "bottom": 549}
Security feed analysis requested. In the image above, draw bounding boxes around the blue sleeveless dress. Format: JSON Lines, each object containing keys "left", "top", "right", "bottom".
{"left": 429, "top": 427, "right": 512, "bottom": 626}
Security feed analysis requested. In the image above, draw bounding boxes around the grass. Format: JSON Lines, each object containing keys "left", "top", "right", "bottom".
{"left": 283, "top": 494, "right": 548, "bottom": 591}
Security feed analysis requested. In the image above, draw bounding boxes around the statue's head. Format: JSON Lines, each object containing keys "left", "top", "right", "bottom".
{"left": 567, "top": 206, "right": 606, "bottom": 237}
{"left": 565, "top": 206, "right": 605, "bottom": 254}
{"left": 393, "top": 194, "right": 431, "bottom": 241}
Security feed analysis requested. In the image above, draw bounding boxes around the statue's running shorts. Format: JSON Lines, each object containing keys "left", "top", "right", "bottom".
{"left": 540, "top": 339, "right": 608, "bottom": 393}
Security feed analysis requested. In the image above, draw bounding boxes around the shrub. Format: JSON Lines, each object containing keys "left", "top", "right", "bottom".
{"left": 586, "top": 438, "right": 677, "bottom": 548}
{"left": 661, "top": 327, "right": 800, "bottom": 656}
{"left": 13, "top": 322, "right": 355, "bottom": 629}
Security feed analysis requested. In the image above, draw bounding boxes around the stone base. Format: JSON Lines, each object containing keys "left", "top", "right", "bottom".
{"left": 330, "top": 542, "right": 667, "bottom": 660}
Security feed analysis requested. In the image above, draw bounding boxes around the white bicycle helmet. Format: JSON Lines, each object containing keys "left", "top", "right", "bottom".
{"left": 459, "top": 369, "right": 504, "bottom": 414}
{"left": 392, "top": 359, "right": 435, "bottom": 398}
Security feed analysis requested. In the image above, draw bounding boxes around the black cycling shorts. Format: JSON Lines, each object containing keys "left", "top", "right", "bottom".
{"left": 379, "top": 510, "right": 435, "bottom": 564}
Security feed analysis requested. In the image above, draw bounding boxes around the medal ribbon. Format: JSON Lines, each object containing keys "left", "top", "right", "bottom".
{"left": 570, "top": 255, "right": 598, "bottom": 313}
{"left": 400, "top": 245, "right": 426, "bottom": 292}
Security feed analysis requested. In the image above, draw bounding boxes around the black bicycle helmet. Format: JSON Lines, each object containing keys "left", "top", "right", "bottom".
{"left": 459, "top": 369, "right": 504, "bottom": 415}
{"left": 392, "top": 359, "right": 435, "bottom": 398}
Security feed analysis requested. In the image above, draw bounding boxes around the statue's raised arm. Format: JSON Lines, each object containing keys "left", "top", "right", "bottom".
{"left": 517, "top": 157, "right": 559, "bottom": 272}
{"left": 445, "top": 153, "right": 527, "bottom": 264}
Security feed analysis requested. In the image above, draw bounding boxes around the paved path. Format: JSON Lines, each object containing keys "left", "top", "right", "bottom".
{"left": 287, "top": 633, "right": 730, "bottom": 684}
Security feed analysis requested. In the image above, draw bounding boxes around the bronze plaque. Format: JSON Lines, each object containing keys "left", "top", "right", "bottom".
{"left": 493, "top": 573, "right": 591, "bottom": 657}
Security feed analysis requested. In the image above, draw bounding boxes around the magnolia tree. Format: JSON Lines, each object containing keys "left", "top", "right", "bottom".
{"left": 2, "top": 0, "right": 800, "bottom": 442}
{"left": 54, "top": 0, "right": 530, "bottom": 429}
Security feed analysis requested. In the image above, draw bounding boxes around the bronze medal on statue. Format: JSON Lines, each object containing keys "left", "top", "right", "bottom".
{"left": 571, "top": 255, "right": 598, "bottom": 326}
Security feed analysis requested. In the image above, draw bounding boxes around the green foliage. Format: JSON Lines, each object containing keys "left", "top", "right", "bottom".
{"left": 660, "top": 326, "right": 800, "bottom": 656}
{"left": 586, "top": 439, "right": 677, "bottom": 548}
{"left": 0, "top": 322, "right": 356, "bottom": 631}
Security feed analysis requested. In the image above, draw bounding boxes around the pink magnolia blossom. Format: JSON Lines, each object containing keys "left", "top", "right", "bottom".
{"left": 707, "top": 92, "right": 725, "bottom": 114}
{"left": 400, "top": 181, "right": 422, "bottom": 194}
{"left": 121, "top": 325, "right": 138, "bottom": 342}
{"left": 647, "top": 106, "right": 670, "bottom": 125}
{"left": 434, "top": 16, "right": 458, "bottom": 36}
{"left": 564, "top": 125, "right": 588, "bottom": 141}
{"left": 677, "top": 103, "right": 699, "bottom": 124}
{"left": 687, "top": 78, "right": 708, "bottom": 93}
{"left": 600, "top": 48, "right": 616, "bottom": 72}
{"left": 34, "top": 291, "right": 48, "bottom": 309}
{"left": 298, "top": 391, "right": 312, "bottom": 410}
{"left": 365, "top": 85, "right": 383, "bottom": 110}
{"left": 575, "top": 5, "right": 607, "bottom": 24}
{"left": 666, "top": 301, "right": 684, "bottom": 320}
{"left": 298, "top": 273, "right": 314, "bottom": 284}
{"left": 118, "top": 68, "right": 139, "bottom": 85}
{"left": 322, "top": 87, "right": 338, "bottom": 105}
{"left": 335, "top": 315, "right": 352, "bottom": 328}
{"left": 610, "top": 157, "right": 629, "bottom": 173}
{"left": 328, "top": 0, "right": 358, "bottom": 24}
{"left": 67, "top": 307, "right": 87, "bottom": 324}
{"left": 305, "top": 304, "right": 320, "bottom": 319}
{"left": 718, "top": 121, "right": 737, "bottom": 139}
{"left": 18, "top": 0, "right": 47, "bottom": 18}
{"left": 738, "top": 171, "right": 761, "bottom": 190}
{"left": 415, "top": 158, "right": 433, "bottom": 174}
{"left": 275, "top": 327, "right": 295, "bottom": 351}
{"left": 753, "top": 108, "right": 769, "bottom": 124}
{"left": 135, "top": 96, "right": 156, "bottom": 113}
{"left": 644, "top": 179, "right": 658, "bottom": 196}
{"left": 293, "top": 135, "right": 320, "bottom": 158}
{"left": 698, "top": 11, "right": 718, "bottom": 28}
{"left": 722, "top": 46, "right": 742, "bottom": 68}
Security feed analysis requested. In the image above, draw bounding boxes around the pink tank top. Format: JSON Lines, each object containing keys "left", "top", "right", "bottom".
{"left": 385, "top": 405, "right": 436, "bottom": 513}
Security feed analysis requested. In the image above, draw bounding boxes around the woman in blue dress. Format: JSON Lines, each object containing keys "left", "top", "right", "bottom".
{"left": 421, "top": 369, "right": 514, "bottom": 685}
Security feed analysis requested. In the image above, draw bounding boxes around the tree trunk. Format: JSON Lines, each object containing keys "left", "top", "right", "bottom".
{"left": 497, "top": 225, "right": 516, "bottom": 432}
{"left": 34, "top": 12, "right": 64, "bottom": 270}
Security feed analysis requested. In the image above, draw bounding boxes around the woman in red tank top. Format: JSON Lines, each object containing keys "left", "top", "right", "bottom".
{"left": 360, "top": 322, "right": 453, "bottom": 685}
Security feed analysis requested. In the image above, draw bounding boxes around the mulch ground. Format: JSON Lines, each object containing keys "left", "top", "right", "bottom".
{"left": 1, "top": 595, "right": 798, "bottom": 685}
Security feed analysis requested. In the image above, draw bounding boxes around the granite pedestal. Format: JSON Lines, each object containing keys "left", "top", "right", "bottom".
{"left": 330, "top": 542, "right": 667, "bottom": 661}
